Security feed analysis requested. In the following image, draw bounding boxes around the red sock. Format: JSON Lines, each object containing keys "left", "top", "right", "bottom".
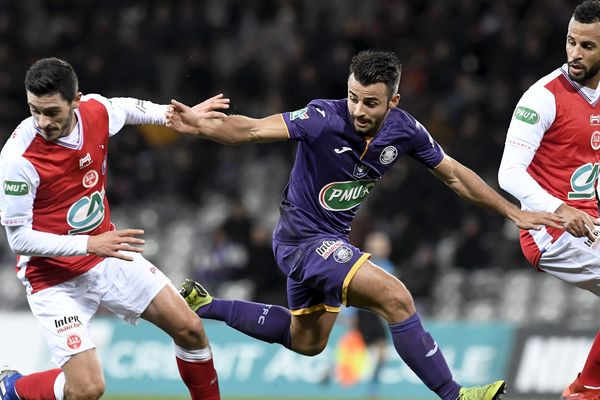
{"left": 15, "top": 369, "right": 62, "bottom": 400}
{"left": 176, "top": 356, "right": 220, "bottom": 400}
{"left": 580, "top": 329, "right": 600, "bottom": 387}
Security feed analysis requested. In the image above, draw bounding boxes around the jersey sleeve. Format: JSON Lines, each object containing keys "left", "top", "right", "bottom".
{"left": 0, "top": 154, "right": 39, "bottom": 227}
{"left": 6, "top": 225, "right": 88, "bottom": 256}
{"left": 498, "top": 86, "right": 562, "bottom": 212}
{"left": 83, "top": 94, "right": 167, "bottom": 136}
{"left": 281, "top": 103, "right": 332, "bottom": 143}
{"left": 408, "top": 119, "right": 445, "bottom": 169}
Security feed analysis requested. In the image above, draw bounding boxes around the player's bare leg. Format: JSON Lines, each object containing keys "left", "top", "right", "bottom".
{"left": 142, "top": 284, "right": 219, "bottom": 400}
{"left": 288, "top": 310, "right": 338, "bottom": 356}
{"left": 181, "top": 279, "right": 338, "bottom": 355}
{"left": 62, "top": 349, "right": 105, "bottom": 399}
{"left": 347, "top": 260, "right": 505, "bottom": 400}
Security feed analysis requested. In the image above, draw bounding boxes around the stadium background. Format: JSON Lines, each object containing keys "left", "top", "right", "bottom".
{"left": 0, "top": 0, "right": 597, "bottom": 399}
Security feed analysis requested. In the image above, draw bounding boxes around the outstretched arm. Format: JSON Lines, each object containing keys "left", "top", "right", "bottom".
{"left": 166, "top": 99, "right": 289, "bottom": 145}
{"left": 431, "top": 155, "right": 564, "bottom": 231}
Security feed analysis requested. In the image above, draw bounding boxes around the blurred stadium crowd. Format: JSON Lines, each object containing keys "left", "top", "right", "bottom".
{"left": 1, "top": 0, "right": 598, "bottom": 327}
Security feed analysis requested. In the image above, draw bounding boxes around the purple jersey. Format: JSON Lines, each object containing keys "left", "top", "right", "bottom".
{"left": 274, "top": 99, "right": 445, "bottom": 243}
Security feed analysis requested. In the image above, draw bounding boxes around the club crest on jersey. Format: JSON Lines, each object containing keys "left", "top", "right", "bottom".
{"left": 66, "top": 334, "right": 82, "bottom": 350}
{"left": 289, "top": 107, "right": 309, "bottom": 121}
{"left": 379, "top": 146, "right": 398, "bottom": 164}
{"left": 333, "top": 245, "right": 353, "bottom": 263}
{"left": 353, "top": 163, "right": 369, "bottom": 178}
{"left": 79, "top": 153, "right": 93, "bottom": 169}
{"left": 315, "top": 240, "right": 344, "bottom": 259}
{"left": 591, "top": 115, "right": 600, "bottom": 126}
{"left": 592, "top": 131, "right": 600, "bottom": 150}
{"left": 82, "top": 170, "right": 99, "bottom": 188}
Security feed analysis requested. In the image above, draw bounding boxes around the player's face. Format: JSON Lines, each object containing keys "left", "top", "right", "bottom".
{"left": 566, "top": 18, "right": 600, "bottom": 88}
{"left": 26, "top": 91, "right": 81, "bottom": 141}
{"left": 347, "top": 74, "right": 400, "bottom": 136}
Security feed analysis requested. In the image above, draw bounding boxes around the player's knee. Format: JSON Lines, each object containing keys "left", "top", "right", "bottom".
{"left": 173, "top": 315, "right": 208, "bottom": 348}
{"left": 294, "top": 338, "right": 328, "bottom": 356}
{"left": 381, "top": 281, "right": 415, "bottom": 320}
{"left": 64, "top": 377, "right": 105, "bottom": 400}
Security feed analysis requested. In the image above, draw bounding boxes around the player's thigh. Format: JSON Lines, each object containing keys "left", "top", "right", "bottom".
{"left": 141, "top": 282, "right": 208, "bottom": 349}
{"left": 347, "top": 259, "right": 415, "bottom": 322}
{"left": 62, "top": 348, "right": 105, "bottom": 397}
{"left": 100, "top": 252, "right": 170, "bottom": 324}
{"left": 539, "top": 233, "right": 600, "bottom": 295}
{"left": 27, "top": 277, "right": 100, "bottom": 367}
{"left": 289, "top": 310, "right": 338, "bottom": 355}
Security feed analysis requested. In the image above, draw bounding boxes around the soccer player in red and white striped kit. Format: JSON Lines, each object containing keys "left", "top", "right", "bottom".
{"left": 0, "top": 58, "right": 228, "bottom": 400}
{"left": 499, "top": 1, "right": 600, "bottom": 399}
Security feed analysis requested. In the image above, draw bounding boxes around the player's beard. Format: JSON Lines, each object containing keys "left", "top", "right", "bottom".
{"left": 568, "top": 60, "right": 600, "bottom": 85}
{"left": 49, "top": 110, "right": 77, "bottom": 141}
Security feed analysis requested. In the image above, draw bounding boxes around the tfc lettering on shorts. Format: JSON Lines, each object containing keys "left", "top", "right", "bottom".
{"left": 26, "top": 252, "right": 170, "bottom": 367}
{"left": 538, "top": 230, "right": 600, "bottom": 296}
{"left": 273, "top": 237, "right": 370, "bottom": 315}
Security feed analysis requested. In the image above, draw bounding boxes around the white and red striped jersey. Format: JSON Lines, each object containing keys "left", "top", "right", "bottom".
{"left": 499, "top": 64, "right": 600, "bottom": 267}
{"left": 0, "top": 94, "right": 166, "bottom": 293}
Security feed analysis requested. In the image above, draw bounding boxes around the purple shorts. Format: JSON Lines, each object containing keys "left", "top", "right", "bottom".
{"left": 273, "top": 237, "right": 370, "bottom": 315}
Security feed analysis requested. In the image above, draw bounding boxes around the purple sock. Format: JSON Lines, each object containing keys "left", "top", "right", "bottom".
{"left": 198, "top": 299, "right": 292, "bottom": 349}
{"left": 389, "top": 313, "right": 460, "bottom": 400}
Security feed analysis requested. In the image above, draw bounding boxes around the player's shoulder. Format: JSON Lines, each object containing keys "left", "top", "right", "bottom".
{"left": 307, "top": 98, "right": 347, "bottom": 118}
{"left": 524, "top": 67, "right": 564, "bottom": 99}
{"left": 385, "top": 107, "right": 424, "bottom": 135}
{"left": 80, "top": 93, "right": 112, "bottom": 111}
{"left": 1, "top": 119, "right": 38, "bottom": 160}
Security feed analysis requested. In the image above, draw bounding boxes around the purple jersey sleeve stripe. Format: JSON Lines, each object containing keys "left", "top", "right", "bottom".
{"left": 278, "top": 113, "right": 291, "bottom": 139}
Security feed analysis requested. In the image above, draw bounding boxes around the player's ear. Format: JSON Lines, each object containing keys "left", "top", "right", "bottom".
{"left": 389, "top": 93, "right": 400, "bottom": 108}
{"left": 72, "top": 92, "right": 82, "bottom": 109}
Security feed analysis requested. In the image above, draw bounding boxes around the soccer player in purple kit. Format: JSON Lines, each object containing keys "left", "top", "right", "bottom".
{"left": 167, "top": 50, "right": 564, "bottom": 400}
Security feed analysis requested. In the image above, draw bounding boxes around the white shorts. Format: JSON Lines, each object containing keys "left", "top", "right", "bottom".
{"left": 27, "top": 252, "right": 170, "bottom": 367}
{"left": 538, "top": 231, "right": 600, "bottom": 296}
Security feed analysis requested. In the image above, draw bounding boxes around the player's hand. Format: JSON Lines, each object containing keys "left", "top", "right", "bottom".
{"left": 166, "top": 95, "right": 229, "bottom": 134}
{"left": 190, "top": 93, "right": 230, "bottom": 118}
{"left": 512, "top": 210, "right": 564, "bottom": 231}
{"left": 87, "top": 229, "right": 145, "bottom": 261}
{"left": 555, "top": 203, "right": 600, "bottom": 241}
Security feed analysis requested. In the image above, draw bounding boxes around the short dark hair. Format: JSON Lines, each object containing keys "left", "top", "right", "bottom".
{"left": 25, "top": 57, "right": 78, "bottom": 102}
{"left": 349, "top": 50, "right": 402, "bottom": 98}
{"left": 574, "top": 0, "right": 600, "bottom": 23}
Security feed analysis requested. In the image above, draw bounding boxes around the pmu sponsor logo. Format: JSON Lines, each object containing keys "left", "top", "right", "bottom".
{"left": 318, "top": 179, "right": 376, "bottom": 211}
{"left": 508, "top": 328, "right": 595, "bottom": 396}
{"left": 514, "top": 106, "right": 539, "bottom": 125}
{"left": 568, "top": 162, "right": 599, "bottom": 200}
{"left": 3, "top": 180, "right": 29, "bottom": 196}
{"left": 315, "top": 240, "right": 344, "bottom": 259}
{"left": 55, "top": 315, "right": 82, "bottom": 333}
